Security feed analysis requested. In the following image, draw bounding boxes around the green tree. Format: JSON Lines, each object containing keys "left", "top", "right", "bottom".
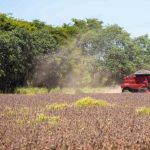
{"left": 133, "top": 35, "right": 150, "bottom": 69}
{"left": 31, "top": 29, "right": 57, "bottom": 54}
{"left": 0, "top": 28, "right": 57, "bottom": 92}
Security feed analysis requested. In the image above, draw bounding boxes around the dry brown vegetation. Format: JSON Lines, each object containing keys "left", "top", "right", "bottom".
{"left": 0, "top": 93, "right": 150, "bottom": 150}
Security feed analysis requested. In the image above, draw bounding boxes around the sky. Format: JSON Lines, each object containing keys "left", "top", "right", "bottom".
{"left": 0, "top": 0, "right": 150, "bottom": 37}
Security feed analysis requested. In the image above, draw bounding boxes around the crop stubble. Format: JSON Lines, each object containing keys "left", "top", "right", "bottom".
{"left": 0, "top": 93, "right": 150, "bottom": 150}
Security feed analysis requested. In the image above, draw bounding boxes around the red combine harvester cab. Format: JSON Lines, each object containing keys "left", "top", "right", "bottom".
{"left": 121, "top": 70, "right": 150, "bottom": 93}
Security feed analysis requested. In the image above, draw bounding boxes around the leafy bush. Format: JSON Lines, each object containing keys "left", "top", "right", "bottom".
{"left": 36, "top": 113, "right": 60, "bottom": 124}
{"left": 46, "top": 103, "right": 69, "bottom": 110}
{"left": 36, "top": 113, "right": 49, "bottom": 123}
{"left": 49, "top": 87, "right": 61, "bottom": 94}
{"left": 136, "top": 107, "right": 150, "bottom": 115}
{"left": 15, "top": 87, "right": 49, "bottom": 95}
{"left": 75, "top": 97, "right": 111, "bottom": 107}
{"left": 62, "top": 88, "right": 76, "bottom": 94}
{"left": 79, "top": 87, "right": 101, "bottom": 93}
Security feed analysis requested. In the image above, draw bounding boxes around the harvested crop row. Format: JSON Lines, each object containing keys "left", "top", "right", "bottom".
{"left": 0, "top": 93, "right": 150, "bottom": 150}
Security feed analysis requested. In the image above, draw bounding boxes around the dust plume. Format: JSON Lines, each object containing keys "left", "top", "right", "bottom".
{"left": 28, "top": 31, "right": 118, "bottom": 91}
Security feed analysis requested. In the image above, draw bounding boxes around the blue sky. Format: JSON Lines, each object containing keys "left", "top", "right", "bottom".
{"left": 0, "top": 0, "right": 150, "bottom": 37}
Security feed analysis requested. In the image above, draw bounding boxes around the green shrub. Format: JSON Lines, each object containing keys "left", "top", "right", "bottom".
{"left": 15, "top": 87, "right": 49, "bottom": 95}
{"left": 36, "top": 113, "right": 60, "bottom": 124}
{"left": 75, "top": 97, "right": 111, "bottom": 107}
{"left": 50, "top": 87, "right": 61, "bottom": 94}
{"left": 50, "top": 88, "right": 76, "bottom": 94}
{"left": 136, "top": 107, "right": 150, "bottom": 115}
{"left": 36, "top": 113, "right": 49, "bottom": 123}
{"left": 79, "top": 87, "right": 102, "bottom": 94}
{"left": 62, "top": 88, "right": 76, "bottom": 94}
{"left": 46, "top": 103, "right": 69, "bottom": 110}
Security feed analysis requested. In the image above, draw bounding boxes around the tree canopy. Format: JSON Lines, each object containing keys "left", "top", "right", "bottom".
{"left": 0, "top": 13, "right": 150, "bottom": 92}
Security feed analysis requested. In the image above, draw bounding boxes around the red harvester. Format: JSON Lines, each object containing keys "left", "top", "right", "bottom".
{"left": 121, "top": 70, "right": 150, "bottom": 93}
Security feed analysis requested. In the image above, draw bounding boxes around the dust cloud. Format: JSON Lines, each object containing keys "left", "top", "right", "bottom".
{"left": 28, "top": 32, "right": 119, "bottom": 91}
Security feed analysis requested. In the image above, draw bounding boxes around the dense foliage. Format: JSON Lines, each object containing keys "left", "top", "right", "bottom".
{"left": 0, "top": 13, "right": 150, "bottom": 92}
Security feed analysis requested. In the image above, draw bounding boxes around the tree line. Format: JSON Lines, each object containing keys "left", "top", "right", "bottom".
{"left": 0, "top": 13, "right": 150, "bottom": 92}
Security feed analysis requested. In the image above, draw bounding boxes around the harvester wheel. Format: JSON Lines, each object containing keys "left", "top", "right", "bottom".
{"left": 138, "top": 87, "right": 148, "bottom": 93}
{"left": 122, "top": 88, "right": 130, "bottom": 93}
